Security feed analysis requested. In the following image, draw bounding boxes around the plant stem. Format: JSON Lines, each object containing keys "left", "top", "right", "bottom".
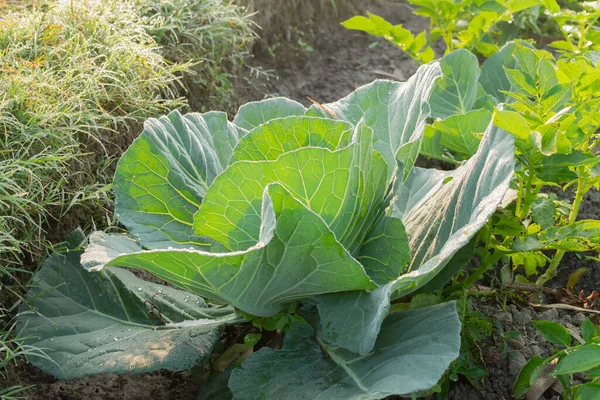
{"left": 515, "top": 175, "right": 524, "bottom": 218}
{"left": 460, "top": 250, "right": 504, "bottom": 290}
{"left": 537, "top": 168, "right": 587, "bottom": 285}
{"left": 518, "top": 168, "right": 535, "bottom": 220}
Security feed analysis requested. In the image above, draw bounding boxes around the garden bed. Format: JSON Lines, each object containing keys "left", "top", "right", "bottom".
{"left": 4, "top": 0, "right": 600, "bottom": 399}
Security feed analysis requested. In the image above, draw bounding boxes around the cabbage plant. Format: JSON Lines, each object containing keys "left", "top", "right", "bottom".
{"left": 17, "top": 63, "right": 514, "bottom": 399}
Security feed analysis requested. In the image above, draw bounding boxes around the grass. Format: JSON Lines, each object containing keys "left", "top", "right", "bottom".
{"left": 138, "top": 0, "right": 258, "bottom": 112}
{"left": 0, "top": 0, "right": 188, "bottom": 271}
{"left": 0, "top": 0, "right": 257, "bottom": 392}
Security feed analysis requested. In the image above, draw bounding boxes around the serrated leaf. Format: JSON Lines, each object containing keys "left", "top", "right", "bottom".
{"left": 17, "top": 249, "right": 238, "bottom": 380}
{"left": 229, "top": 302, "right": 461, "bottom": 399}
{"left": 533, "top": 320, "right": 571, "bottom": 347}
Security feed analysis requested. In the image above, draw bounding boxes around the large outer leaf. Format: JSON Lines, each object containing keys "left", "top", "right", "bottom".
{"left": 115, "top": 98, "right": 306, "bottom": 250}
{"left": 230, "top": 116, "right": 354, "bottom": 163}
{"left": 395, "top": 125, "right": 513, "bottom": 286}
{"left": 315, "top": 123, "right": 514, "bottom": 355}
{"left": 194, "top": 121, "right": 389, "bottom": 255}
{"left": 232, "top": 97, "right": 306, "bottom": 131}
{"left": 17, "top": 249, "right": 238, "bottom": 380}
{"left": 229, "top": 302, "right": 461, "bottom": 399}
{"left": 480, "top": 42, "right": 517, "bottom": 102}
{"left": 306, "top": 63, "right": 442, "bottom": 179}
{"left": 82, "top": 183, "right": 376, "bottom": 317}
{"left": 429, "top": 49, "right": 481, "bottom": 118}
{"left": 114, "top": 110, "right": 245, "bottom": 249}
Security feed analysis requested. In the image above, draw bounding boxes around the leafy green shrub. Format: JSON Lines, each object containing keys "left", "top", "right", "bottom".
{"left": 137, "top": 0, "right": 257, "bottom": 112}
{"left": 341, "top": 0, "right": 557, "bottom": 61}
{"left": 16, "top": 65, "right": 515, "bottom": 398}
{"left": 411, "top": 41, "right": 600, "bottom": 288}
{"left": 546, "top": 1, "right": 600, "bottom": 56}
{"left": 0, "top": 0, "right": 188, "bottom": 269}
{"left": 515, "top": 318, "right": 600, "bottom": 398}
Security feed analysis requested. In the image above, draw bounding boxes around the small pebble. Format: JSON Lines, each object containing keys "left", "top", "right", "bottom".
{"left": 572, "top": 313, "right": 586, "bottom": 326}
{"left": 495, "top": 311, "right": 513, "bottom": 326}
{"left": 530, "top": 345, "right": 544, "bottom": 357}
{"left": 508, "top": 304, "right": 532, "bottom": 326}
{"left": 538, "top": 308, "right": 559, "bottom": 321}
{"left": 561, "top": 315, "right": 572, "bottom": 325}
{"left": 508, "top": 351, "right": 527, "bottom": 376}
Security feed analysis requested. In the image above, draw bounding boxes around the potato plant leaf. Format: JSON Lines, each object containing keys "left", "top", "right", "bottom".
{"left": 532, "top": 320, "right": 572, "bottom": 347}
{"left": 512, "top": 220, "right": 600, "bottom": 252}
{"left": 554, "top": 344, "right": 600, "bottom": 375}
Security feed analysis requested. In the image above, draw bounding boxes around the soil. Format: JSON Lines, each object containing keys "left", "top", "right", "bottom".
{"left": 5, "top": 0, "right": 600, "bottom": 399}
{"left": 235, "top": 1, "right": 441, "bottom": 107}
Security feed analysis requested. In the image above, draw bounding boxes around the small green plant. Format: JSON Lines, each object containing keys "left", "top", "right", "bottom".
{"left": 414, "top": 42, "right": 600, "bottom": 289}
{"left": 341, "top": 0, "right": 556, "bottom": 62}
{"left": 514, "top": 318, "right": 600, "bottom": 398}
{"left": 16, "top": 64, "right": 516, "bottom": 398}
{"left": 546, "top": 1, "right": 600, "bottom": 56}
